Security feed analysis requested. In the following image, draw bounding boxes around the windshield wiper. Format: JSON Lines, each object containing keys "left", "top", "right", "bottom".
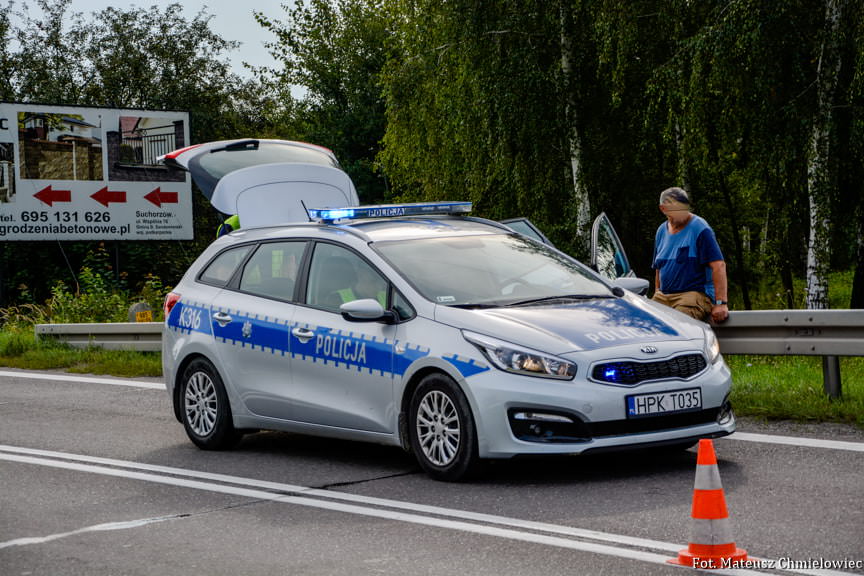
{"left": 505, "top": 294, "right": 613, "bottom": 307}
{"left": 447, "top": 302, "right": 502, "bottom": 309}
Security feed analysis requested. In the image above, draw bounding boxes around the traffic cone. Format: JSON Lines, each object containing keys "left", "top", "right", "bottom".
{"left": 668, "top": 439, "right": 749, "bottom": 569}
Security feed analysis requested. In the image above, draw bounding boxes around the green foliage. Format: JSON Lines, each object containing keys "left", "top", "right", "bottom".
{"left": 257, "top": 0, "right": 392, "bottom": 202}
{"left": 1, "top": 0, "right": 863, "bottom": 311}
{"left": 380, "top": 0, "right": 572, "bottom": 248}
{"left": 0, "top": 0, "right": 267, "bottom": 306}
{"left": 376, "top": 0, "right": 864, "bottom": 304}
{"left": 46, "top": 267, "right": 127, "bottom": 324}
{"left": 137, "top": 275, "right": 169, "bottom": 322}
{"left": 0, "top": 303, "right": 48, "bottom": 330}
{"left": 0, "top": 326, "right": 162, "bottom": 377}
{"left": 0, "top": 328, "right": 40, "bottom": 357}
{"left": 738, "top": 268, "right": 857, "bottom": 310}
{"left": 1, "top": 243, "right": 168, "bottom": 326}
{"left": 727, "top": 355, "right": 864, "bottom": 428}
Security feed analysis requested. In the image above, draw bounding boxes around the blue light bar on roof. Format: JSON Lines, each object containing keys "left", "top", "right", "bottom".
{"left": 307, "top": 201, "right": 472, "bottom": 222}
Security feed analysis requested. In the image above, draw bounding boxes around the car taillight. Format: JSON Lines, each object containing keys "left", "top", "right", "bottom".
{"left": 161, "top": 143, "right": 201, "bottom": 160}
{"left": 164, "top": 292, "right": 181, "bottom": 318}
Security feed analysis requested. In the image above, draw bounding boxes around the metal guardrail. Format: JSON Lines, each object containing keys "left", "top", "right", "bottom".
{"left": 711, "top": 309, "right": 864, "bottom": 398}
{"left": 711, "top": 310, "right": 864, "bottom": 356}
{"left": 36, "top": 309, "right": 864, "bottom": 397}
{"left": 35, "top": 322, "right": 163, "bottom": 352}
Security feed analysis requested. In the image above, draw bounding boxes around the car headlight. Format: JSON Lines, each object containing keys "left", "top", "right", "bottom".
{"left": 463, "top": 331, "right": 576, "bottom": 380}
{"left": 705, "top": 327, "right": 721, "bottom": 364}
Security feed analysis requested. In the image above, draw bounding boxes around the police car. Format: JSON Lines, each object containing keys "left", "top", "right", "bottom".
{"left": 162, "top": 189, "right": 734, "bottom": 480}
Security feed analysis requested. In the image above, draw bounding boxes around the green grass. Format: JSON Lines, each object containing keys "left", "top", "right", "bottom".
{"left": 726, "top": 355, "right": 864, "bottom": 428}
{"left": 734, "top": 268, "right": 856, "bottom": 310}
{"left": 0, "top": 329, "right": 162, "bottom": 378}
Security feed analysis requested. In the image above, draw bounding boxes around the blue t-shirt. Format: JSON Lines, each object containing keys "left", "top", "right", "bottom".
{"left": 652, "top": 215, "right": 723, "bottom": 299}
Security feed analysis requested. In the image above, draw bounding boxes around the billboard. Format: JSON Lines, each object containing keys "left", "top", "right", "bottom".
{"left": 0, "top": 102, "right": 192, "bottom": 241}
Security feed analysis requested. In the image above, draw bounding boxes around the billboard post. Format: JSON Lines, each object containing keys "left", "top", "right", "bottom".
{"left": 0, "top": 102, "right": 192, "bottom": 241}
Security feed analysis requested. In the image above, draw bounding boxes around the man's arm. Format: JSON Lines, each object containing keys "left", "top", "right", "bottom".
{"left": 709, "top": 260, "right": 728, "bottom": 323}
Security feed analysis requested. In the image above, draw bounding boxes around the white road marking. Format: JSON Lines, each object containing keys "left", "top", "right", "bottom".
{"left": 0, "top": 445, "right": 858, "bottom": 576}
{"left": 0, "top": 369, "right": 164, "bottom": 390}
{"left": 5, "top": 369, "right": 863, "bottom": 454}
{"left": 0, "top": 516, "right": 175, "bottom": 549}
{"left": 0, "top": 450, "right": 694, "bottom": 570}
{"left": 724, "top": 432, "right": 864, "bottom": 453}
{"left": 0, "top": 445, "right": 678, "bottom": 553}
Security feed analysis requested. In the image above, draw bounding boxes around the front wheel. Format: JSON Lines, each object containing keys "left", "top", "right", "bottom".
{"left": 179, "top": 358, "right": 241, "bottom": 450}
{"left": 408, "top": 373, "right": 479, "bottom": 481}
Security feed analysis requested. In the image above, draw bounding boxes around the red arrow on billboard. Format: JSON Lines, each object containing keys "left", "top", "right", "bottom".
{"left": 91, "top": 186, "right": 127, "bottom": 207}
{"left": 34, "top": 185, "right": 72, "bottom": 206}
{"left": 143, "top": 187, "right": 179, "bottom": 207}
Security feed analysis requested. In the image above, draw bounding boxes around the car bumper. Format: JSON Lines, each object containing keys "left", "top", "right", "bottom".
{"left": 466, "top": 356, "right": 734, "bottom": 458}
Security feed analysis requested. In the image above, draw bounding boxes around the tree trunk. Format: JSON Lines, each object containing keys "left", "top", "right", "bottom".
{"left": 851, "top": 207, "right": 864, "bottom": 308}
{"left": 559, "top": 0, "right": 591, "bottom": 255}
{"left": 780, "top": 259, "right": 795, "bottom": 309}
{"left": 805, "top": 0, "right": 844, "bottom": 310}
{"left": 719, "top": 179, "right": 752, "bottom": 309}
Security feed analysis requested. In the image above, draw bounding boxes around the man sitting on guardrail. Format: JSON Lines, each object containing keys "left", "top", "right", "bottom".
{"left": 651, "top": 187, "right": 729, "bottom": 324}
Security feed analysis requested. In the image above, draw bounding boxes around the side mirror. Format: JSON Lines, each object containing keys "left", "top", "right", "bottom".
{"left": 340, "top": 298, "right": 397, "bottom": 323}
{"left": 613, "top": 277, "right": 650, "bottom": 297}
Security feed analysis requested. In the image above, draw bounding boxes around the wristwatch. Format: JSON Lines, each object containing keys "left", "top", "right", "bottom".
{"left": 714, "top": 300, "right": 728, "bottom": 306}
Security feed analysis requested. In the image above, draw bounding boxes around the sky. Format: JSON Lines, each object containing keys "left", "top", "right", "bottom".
{"left": 59, "top": 1, "right": 290, "bottom": 78}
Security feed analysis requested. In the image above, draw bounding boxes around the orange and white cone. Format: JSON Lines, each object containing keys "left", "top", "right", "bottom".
{"left": 669, "top": 439, "right": 749, "bottom": 569}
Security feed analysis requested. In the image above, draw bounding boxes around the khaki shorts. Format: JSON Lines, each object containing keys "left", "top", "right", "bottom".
{"left": 652, "top": 290, "right": 713, "bottom": 321}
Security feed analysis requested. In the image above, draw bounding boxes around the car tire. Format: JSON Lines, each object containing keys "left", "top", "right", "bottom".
{"left": 180, "top": 358, "right": 241, "bottom": 450}
{"left": 408, "top": 373, "right": 479, "bottom": 482}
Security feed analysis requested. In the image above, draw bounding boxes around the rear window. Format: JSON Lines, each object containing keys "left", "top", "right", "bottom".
{"left": 198, "top": 245, "right": 253, "bottom": 287}
{"left": 190, "top": 140, "right": 340, "bottom": 185}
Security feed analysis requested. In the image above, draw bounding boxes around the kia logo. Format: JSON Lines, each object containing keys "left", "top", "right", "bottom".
{"left": 641, "top": 345, "right": 658, "bottom": 354}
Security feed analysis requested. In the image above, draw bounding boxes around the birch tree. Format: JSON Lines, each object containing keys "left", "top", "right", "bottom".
{"left": 559, "top": 1, "right": 591, "bottom": 252}
{"left": 805, "top": 0, "right": 846, "bottom": 310}
{"left": 0, "top": 6, "right": 14, "bottom": 101}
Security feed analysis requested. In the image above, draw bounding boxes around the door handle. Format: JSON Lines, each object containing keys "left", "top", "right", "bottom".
{"left": 291, "top": 327, "right": 315, "bottom": 343}
{"left": 213, "top": 312, "right": 232, "bottom": 326}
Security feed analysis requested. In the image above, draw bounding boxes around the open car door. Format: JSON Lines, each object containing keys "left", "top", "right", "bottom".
{"left": 159, "top": 139, "right": 359, "bottom": 227}
{"left": 590, "top": 212, "right": 649, "bottom": 295}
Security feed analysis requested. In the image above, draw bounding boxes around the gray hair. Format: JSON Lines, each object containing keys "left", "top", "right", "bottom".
{"left": 659, "top": 187, "right": 691, "bottom": 206}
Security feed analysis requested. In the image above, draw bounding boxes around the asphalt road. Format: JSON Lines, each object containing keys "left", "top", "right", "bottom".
{"left": 1, "top": 368, "right": 862, "bottom": 576}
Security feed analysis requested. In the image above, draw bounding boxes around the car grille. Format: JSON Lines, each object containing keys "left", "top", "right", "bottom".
{"left": 588, "top": 407, "right": 720, "bottom": 437}
{"left": 507, "top": 406, "right": 724, "bottom": 444}
{"left": 591, "top": 354, "right": 707, "bottom": 386}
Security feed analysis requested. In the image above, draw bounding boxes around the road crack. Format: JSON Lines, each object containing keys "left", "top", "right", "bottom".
{"left": 316, "top": 470, "right": 420, "bottom": 490}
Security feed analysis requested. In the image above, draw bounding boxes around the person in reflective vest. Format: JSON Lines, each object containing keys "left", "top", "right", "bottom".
{"left": 216, "top": 214, "right": 240, "bottom": 238}
{"left": 337, "top": 266, "right": 387, "bottom": 307}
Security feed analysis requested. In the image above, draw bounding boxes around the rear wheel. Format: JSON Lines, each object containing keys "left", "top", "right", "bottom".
{"left": 180, "top": 358, "right": 241, "bottom": 450}
{"left": 409, "top": 373, "right": 479, "bottom": 481}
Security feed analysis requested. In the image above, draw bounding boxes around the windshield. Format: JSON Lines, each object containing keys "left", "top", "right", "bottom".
{"left": 374, "top": 234, "right": 612, "bottom": 307}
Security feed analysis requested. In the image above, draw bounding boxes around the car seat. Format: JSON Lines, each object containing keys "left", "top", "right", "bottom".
{"left": 311, "top": 256, "right": 357, "bottom": 310}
